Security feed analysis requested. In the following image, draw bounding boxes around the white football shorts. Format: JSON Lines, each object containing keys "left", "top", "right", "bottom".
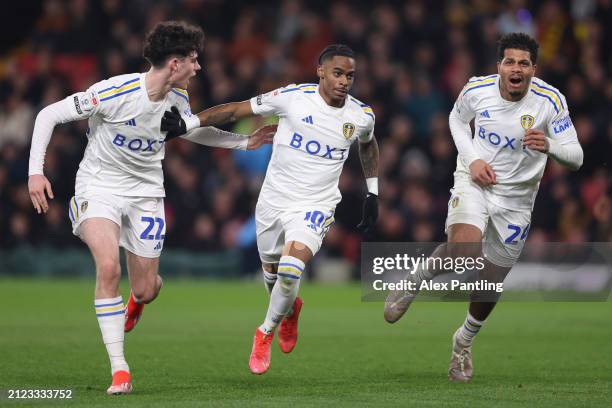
{"left": 255, "top": 203, "right": 335, "bottom": 264}
{"left": 68, "top": 191, "right": 166, "bottom": 258}
{"left": 445, "top": 176, "right": 532, "bottom": 268}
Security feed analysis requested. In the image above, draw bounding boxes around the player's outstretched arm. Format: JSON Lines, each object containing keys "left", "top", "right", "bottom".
{"left": 161, "top": 101, "right": 255, "bottom": 139}
{"left": 196, "top": 100, "right": 255, "bottom": 126}
{"left": 181, "top": 124, "right": 276, "bottom": 150}
{"left": 29, "top": 97, "right": 90, "bottom": 213}
{"left": 357, "top": 136, "right": 379, "bottom": 233}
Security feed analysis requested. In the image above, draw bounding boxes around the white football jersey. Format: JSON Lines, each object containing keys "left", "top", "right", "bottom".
{"left": 452, "top": 74, "right": 578, "bottom": 210}
{"left": 250, "top": 84, "right": 375, "bottom": 210}
{"left": 66, "top": 73, "right": 193, "bottom": 197}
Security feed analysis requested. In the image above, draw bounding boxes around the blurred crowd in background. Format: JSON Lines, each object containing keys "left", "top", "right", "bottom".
{"left": 0, "top": 0, "right": 610, "bottom": 269}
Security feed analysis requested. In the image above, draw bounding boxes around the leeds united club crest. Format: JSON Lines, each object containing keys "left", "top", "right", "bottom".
{"left": 342, "top": 122, "right": 355, "bottom": 139}
{"left": 520, "top": 114, "right": 535, "bottom": 130}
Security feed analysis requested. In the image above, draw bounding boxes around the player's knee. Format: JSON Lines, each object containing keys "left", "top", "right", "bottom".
{"left": 97, "top": 260, "right": 121, "bottom": 282}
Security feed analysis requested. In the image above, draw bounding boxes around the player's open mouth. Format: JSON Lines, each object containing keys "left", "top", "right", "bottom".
{"left": 509, "top": 76, "right": 523, "bottom": 88}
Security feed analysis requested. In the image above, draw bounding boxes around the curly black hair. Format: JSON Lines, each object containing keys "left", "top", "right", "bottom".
{"left": 497, "top": 32, "right": 539, "bottom": 65}
{"left": 318, "top": 44, "right": 355, "bottom": 65}
{"left": 143, "top": 21, "right": 204, "bottom": 68}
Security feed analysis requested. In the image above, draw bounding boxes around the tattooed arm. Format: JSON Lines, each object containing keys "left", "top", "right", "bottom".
{"left": 195, "top": 101, "right": 255, "bottom": 127}
{"left": 161, "top": 101, "right": 257, "bottom": 139}
{"left": 359, "top": 136, "right": 379, "bottom": 182}
{"left": 356, "top": 136, "right": 379, "bottom": 233}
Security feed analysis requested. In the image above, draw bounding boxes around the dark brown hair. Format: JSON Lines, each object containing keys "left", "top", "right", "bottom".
{"left": 143, "top": 21, "right": 204, "bottom": 68}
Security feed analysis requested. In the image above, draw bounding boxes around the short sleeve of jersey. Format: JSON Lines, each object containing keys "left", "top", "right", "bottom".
{"left": 546, "top": 93, "right": 578, "bottom": 144}
{"left": 250, "top": 85, "right": 297, "bottom": 117}
{"left": 358, "top": 110, "right": 375, "bottom": 143}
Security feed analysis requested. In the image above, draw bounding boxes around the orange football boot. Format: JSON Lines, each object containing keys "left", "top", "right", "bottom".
{"left": 124, "top": 292, "right": 144, "bottom": 333}
{"left": 278, "top": 297, "right": 303, "bottom": 353}
{"left": 249, "top": 328, "right": 274, "bottom": 374}
{"left": 106, "top": 370, "right": 132, "bottom": 395}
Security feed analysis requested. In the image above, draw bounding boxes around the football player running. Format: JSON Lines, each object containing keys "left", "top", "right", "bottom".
{"left": 383, "top": 33, "right": 583, "bottom": 382}
{"left": 161, "top": 44, "right": 380, "bottom": 375}
{"left": 28, "top": 21, "right": 274, "bottom": 394}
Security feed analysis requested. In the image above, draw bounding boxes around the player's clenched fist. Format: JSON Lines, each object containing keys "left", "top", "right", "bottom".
{"left": 160, "top": 106, "right": 187, "bottom": 140}
{"left": 28, "top": 174, "right": 54, "bottom": 214}
{"left": 523, "top": 128, "right": 549, "bottom": 153}
{"left": 469, "top": 159, "right": 497, "bottom": 187}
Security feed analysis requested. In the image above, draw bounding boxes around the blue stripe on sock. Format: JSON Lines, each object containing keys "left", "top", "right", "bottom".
{"left": 278, "top": 272, "right": 300, "bottom": 279}
{"left": 278, "top": 262, "right": 304, "bottom": 272}
{"left": 95, "top": 300, "right": 123, "bottom": 308}
{"left": 467, "top": 318, "right": 482, "bottom": 327}
{"left": 463, "top": 324, "right": 479, "bottom": 334}
{"left": 96, "top": 310, "right": 125, "bottom": 317}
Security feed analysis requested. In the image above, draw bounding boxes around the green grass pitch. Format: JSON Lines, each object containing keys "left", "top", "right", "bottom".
{"left": 1, "top": 278, "right": 610, "bottom": 407}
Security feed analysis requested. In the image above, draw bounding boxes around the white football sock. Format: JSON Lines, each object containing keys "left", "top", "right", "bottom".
{"left": 95, "top": 296, "right": 129, "bottom": 374}
{"left": 457, "top": 312, "right": 484, "bottom": 346}
{"left": 260, "top": 256, "right": 304, "bottom": 334}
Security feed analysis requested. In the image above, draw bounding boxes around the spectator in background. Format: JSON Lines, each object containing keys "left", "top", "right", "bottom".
{"left": 0, "top": 95, "right": 34, "bottom": 148}
{"left": 0, "top": 0, "right": 609, "bottom": 274}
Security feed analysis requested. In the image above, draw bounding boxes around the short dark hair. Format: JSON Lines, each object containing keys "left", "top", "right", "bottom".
{"left": 318, "top": 44, "right": 355, "bottom": 65}
{"left": 497, "top": 32, "right": 539, "bottom": 65}
{"left": 143, "top": 21, "right": 205, "bottom": 68}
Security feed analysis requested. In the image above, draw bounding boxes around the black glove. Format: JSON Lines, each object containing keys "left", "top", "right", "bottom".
{"left": 160, "top": 106, "right": 187, "bottom": 140}
{"left": 357, "top": 193, "right": 378, "bottom": 233}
